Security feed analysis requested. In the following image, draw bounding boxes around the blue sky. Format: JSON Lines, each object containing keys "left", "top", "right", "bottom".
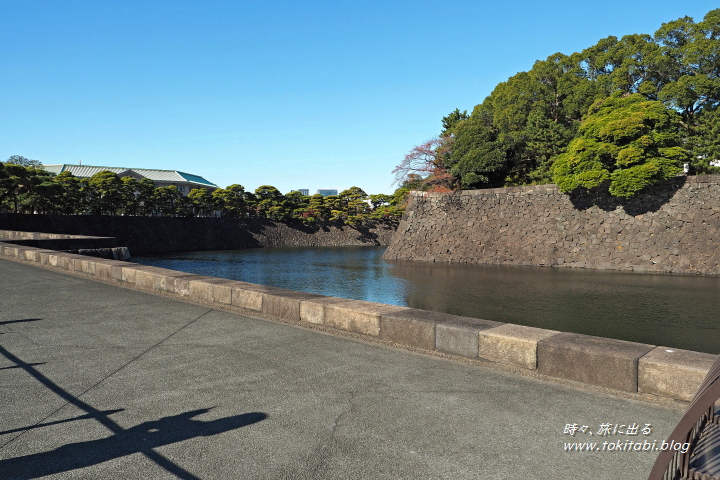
{"left": 2, "top": 1, "right": 718, "bottom": 194}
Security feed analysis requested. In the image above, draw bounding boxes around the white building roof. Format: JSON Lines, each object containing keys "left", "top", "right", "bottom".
{"left": 41, "top": 165, "right": 218, "bottom": 188}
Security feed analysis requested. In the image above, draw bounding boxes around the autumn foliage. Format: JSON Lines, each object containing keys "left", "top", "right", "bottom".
{"left": 392, "top": 137, "right": 456, "bottom": 193}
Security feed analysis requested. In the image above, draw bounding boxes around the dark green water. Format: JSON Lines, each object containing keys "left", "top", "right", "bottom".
{"left": 134, "top": 246, "right": 720, "bottom": 354}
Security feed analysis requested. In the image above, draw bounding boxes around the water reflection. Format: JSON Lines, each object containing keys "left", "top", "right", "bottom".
{"left": 387, "top": 260, "right": 720, "bottom": 353}
{"left": 134, "top": 247, "right": 720, "bottom": 354}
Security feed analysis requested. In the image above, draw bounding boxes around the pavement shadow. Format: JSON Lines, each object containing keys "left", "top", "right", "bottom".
{"left": 0, "top": 409, "right": 123, "bottom": 435}
{"left": 0, "top": 319, "right": 42, "bottom": 326}
{"left": 0, "top": 345, "right": 267, "bottom": 480}
{"left": 0, "top": 408, "right": 267, "bottom": 480}
{"left": 0, "top": 362, "right": 45, "bottom": 371}
{"left": 0, "top": 318, "right": 42, "bottom": 336}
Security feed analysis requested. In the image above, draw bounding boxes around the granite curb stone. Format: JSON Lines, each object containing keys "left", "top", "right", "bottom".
{"left": 479, "top": 324, "right": 561, "bottom": 370}
{"left": 381, "top": 309, "right": 460, "bottom": 350}
{"left": 231, "top": 282, "right": 269, "bottom": 312}
{"left": 325, "top": 300, "right": 409, "bottom": 336}
{"left": 131, "top": 265, "right": 171, "bottom": 290}
{"left": 436, "top": 317, "right": 505, "bottom": 358}
{"left": 538, "top": 333, "right": 655, "bottom": 392}
{"left": 188, "top": 277, "right": 236, "bottom": 304}
{"left": 173, "top": 274, "right": 209, "bottom": 297}
{"left": 261, "top": 287, "right": 326, "bottom": 322}
{"left": 638, "top": 346, "right": 717, "bottom": 401}
{"left": 299, "top": 297, "right": 349, "bottom": 325}
{"left": 93, "top": 259, "right": 129, "bottom": 282}
{"left": 149, "top": 269, "right": 198, "bottom": 294}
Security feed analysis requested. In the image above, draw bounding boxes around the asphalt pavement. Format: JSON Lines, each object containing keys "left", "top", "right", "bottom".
{"left": 0, "top": 259, "right": 682, "bottom": 479}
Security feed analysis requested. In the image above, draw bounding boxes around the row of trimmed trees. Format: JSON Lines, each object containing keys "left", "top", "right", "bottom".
{"left": 396, "top": 9, "right": 720, "bottom": 198}
{"left": 0, "top": 162, "right": 405, "bottom": 224}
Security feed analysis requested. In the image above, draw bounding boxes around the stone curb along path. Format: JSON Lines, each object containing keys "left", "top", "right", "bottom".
{"left": 0, "top": 234, "right": 715, "bottom": 408}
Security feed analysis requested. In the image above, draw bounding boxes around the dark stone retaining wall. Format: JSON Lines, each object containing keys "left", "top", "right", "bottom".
{"left": 0, "top": 230, "right": 116, "bottom": 249}
{"left": 384, "top": 175, "right": 720, "bottom": 275}
{"left": 0, "top": 214, "right": 397, "bottom": 253}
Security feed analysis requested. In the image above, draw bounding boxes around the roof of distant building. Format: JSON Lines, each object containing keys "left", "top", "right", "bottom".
{"left": 41, "top": 164, "right": 218, "bottom": 188}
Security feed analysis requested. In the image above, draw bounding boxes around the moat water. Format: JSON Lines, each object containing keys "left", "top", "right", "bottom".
{"left": 134, "top": 246, "right": 720, "bottom": 354}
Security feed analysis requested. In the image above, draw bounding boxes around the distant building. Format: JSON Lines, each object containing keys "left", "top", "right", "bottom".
{"left": 41, "top": 164, "right": 218, "bottom": 196}
{"left": 316, "top": 189, "right": 338, "bottom": 197}
{"left": 297, "top": 189, "right": 310, "bottom": 196}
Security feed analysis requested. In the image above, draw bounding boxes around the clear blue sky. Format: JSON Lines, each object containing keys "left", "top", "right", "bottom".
{"left": 2, "top": 1, "right": 718, "bottom": 194}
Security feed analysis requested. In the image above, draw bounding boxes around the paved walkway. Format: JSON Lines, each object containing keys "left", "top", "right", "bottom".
{"left": 0, "top": 259, "right": 681, "bottom": 479}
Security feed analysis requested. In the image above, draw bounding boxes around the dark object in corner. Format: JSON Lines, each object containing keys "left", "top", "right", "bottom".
{"left": 647, "top": 354, "right": 720, "bottom": 480}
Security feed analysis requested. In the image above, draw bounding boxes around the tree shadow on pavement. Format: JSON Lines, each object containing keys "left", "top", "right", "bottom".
{"left": 0, "top": 408, "right": 267, "bottom": 480}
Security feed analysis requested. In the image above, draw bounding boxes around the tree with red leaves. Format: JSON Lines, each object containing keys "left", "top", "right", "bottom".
{"left": 392, "top": 136, "right": 456, "bottom": 193}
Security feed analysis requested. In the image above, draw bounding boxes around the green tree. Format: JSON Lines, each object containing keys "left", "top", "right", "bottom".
{"left": 389, "top": 177, "right": 420, "bottom": 209}
{"left": 4, "top": 155, "right": 43, "bottom": 167}
{"left": 369, "top": 193, "right": 392, "bottom": 210}
{"left": 654, "top": 10, "right": 720, "bottom": 126}
{"left": 444, "top": 52, "right": 599, "bottom": 188}
{"left": 0, "top": 164, "right": 55, "bottom": 213}
{"left": 572, "top": 35, "right": 621, "bottom": 90}
{"left": 603, "top": 34, "right": 662, "bottom": 98}
{"left": 254, "top": 185, "right": 284, "bottom": 218}
{"left": 153, "top": 186, "right": 183, "bottom": 216}
{"left": 441, "top": 108, "right": 469, "bottom": 136}
{"left": 119, "top": 177, "right": 141, "bottom": 215}
{"left": 300, "top": 193, "right": 329, "bottom": 222}
{"left": 21, "top": 167, "right": 60, "bottom": 214}
{"left": 415, "top": 9, "right": 720, "bottom": 192}
{"left": 284, "top": 190, "right": 309, "bottom": 221}
{"left": 52, "top": 171, "right": 83, "bottom": 214}
{"left": 368, "top": 193, "right": 402, "bottom": 220}
{"left": 212, "top": 184, "right": 246, "bottom": 217}
{"left": 136, "top": 179, "right": 158, "bottom": 216}
{"left": 0, "top": 163, "right": 29, "bottom": 212}
{"left": 190, "top": 188, "right": 217, "bottom": 216}
{"left": 338, "top": 187, "right": 370, "bottom": 224}
{"left": 552, "top": 93, "right": 688, "bottom": 197}
{"left": 86, "top": 171, "right": 124, "bottom": 215}
{"left": 687, "top": 107, "right": 720, "bottom": 174}
{"left": 175, "top": 194, "right": 195, "bottom": 217}
{"left": 243, "top": 191, "right": 258, "bottom": 217}
{"left": 446, "top": 107, "right": 507, "bottom": 187}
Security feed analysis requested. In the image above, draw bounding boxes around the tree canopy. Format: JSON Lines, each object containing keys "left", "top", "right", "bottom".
{"left": 399, "top": 8, "right": 720, "bottom": 198}
{"left": 0, "top": 158, "right": 403, "bottom": 224}
{"left": 4, "top": 155, "right": 43, "bottom": 167}
{"left": 551, "top": 93, "right": 688, "bottom": 197}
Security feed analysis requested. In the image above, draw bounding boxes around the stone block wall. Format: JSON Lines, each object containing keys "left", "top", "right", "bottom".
{"left": 383, "top": 175, "right": 720, "bottom": 275}
{"left": 0, "top": 215, "right": 397, "bottom": 253}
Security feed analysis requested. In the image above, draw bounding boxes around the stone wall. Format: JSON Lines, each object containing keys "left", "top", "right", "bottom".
{"left": 0, "top": 214, "right": 397, "bottom": 253}
{"left": 384, "top": 175, "right": 720, "bottom": 275}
